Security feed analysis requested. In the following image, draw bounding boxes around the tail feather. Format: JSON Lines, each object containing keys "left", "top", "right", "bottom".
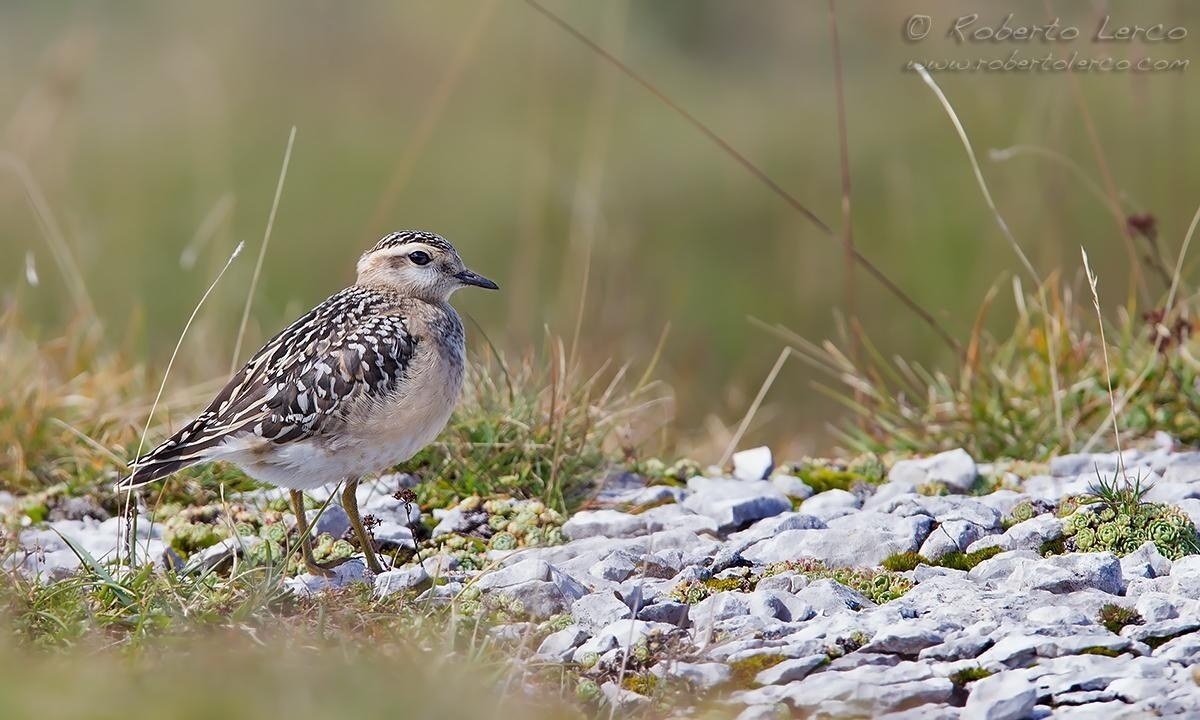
{"left": 119, "top": 456, "right": 191, "bottom": 489}
{"left": 118, "top": 419, "right": 220, "bottom": 489}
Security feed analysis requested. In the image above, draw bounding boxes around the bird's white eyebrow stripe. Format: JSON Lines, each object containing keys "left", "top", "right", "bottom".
{"left": 377, "top": 243, "right": 439, "bottom": 259}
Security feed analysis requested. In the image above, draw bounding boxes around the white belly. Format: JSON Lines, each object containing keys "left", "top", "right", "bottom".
{"left": 218, "top": 435, "right": 433, "bottom": 490}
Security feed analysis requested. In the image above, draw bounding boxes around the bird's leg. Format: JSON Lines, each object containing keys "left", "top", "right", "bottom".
{"left": 342, "top": 477, "right": 385, "bottom": 574}
{"left": 290, "top": 490, "right": 334, "bottom": 577}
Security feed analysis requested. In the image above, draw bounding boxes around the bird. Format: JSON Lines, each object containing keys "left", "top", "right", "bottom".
{"left": 120, "top": 230, "right": 498, "bottom": 575}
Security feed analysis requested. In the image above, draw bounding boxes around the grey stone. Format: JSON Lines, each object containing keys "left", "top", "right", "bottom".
{"left": 640, "top": 549, "right": 684, "bottom": 579}
{"left": 180, "top": 535, "right": 263, "bottom": 575}
{"left": 415, "top": 581, "right": 464, "bottom": 604}
{"left": 1119, "top": 541, "right": 1172, "bottom": 579}
{"left": 1025, "top": 605, "right": 1092, "bottom": 628}
{"left": 690, "top": 591, "right": 752, "bottom": 636}
{"left": 919, "top": 628, "right": 995, "bottom": 661}
{"left": 535, "top": 624, "right": 589, "bottom": 661}
{"left": 1021, "top": 553, "right": 1125, "bottom": 595}
{"left": 500, "top": 579, "right": 583, "bottom": 618}
{"left": 730, "top": 512, "right": 826, "bottom": 545}
{"left": 753, "top": 654, "right": 828, "bottom": 685}
{"left": 48, "top": 496, "right": 109, "bottom": 522}
{"left": 975, "top": 635, "right": 1042, "bottom": 669}
{"left": 562, "top": 509, "right": 646, "bottom": 540}
{"left": 967, "top": 551, "right": 1041, "bottom": 587}
{"left": 1144, "top": 482, "right": 1200, "bottom": 504}
{"left": 1049, "top": 454, "right": 1095, "bottom": 477}
{"left": 889, "top": 448, "right": 978, "bottom": 492}
{"left": 593, "top": 619, "right": 679, "bottom": 649}
{"left": 1122, "top": 617, "right": 1200, "bottom": 644}
{"left": 637, "top": 503, "right": 717, "bottom": 536}
{"left": 884, "top": 495, "right": 1002, "bottom": 531}
{"left": 371, "top": 520, "right": 415, "bottom": 550}
{"left": 735, "top": 705, "right": 789, "bottom": 720}
{"left": 600, "top": 681, "right": 650, "bottom": 711}
{"left": 732, "top": 446, "right": 774, "bottom": 481}
{"left": 777, "top": 674, "right": 955, "bottom": 715}
{"left": 1163, "top": 452, "right": 1200, "bottom": 483}
{"left": 571, "top": 591, "right": 633, "bottom": 632}
{"left": 610, "top": 485, "right": 682, "bottom": 509}
{"left": 1049, "top": 450, "right": 1140, "bottom": 478}
{"left": 1176, "top": 498, "right": 1200, "bottom": 530}
{"left": 963, "top": 670, "right": 1037, "bottom": 720}
{"left": 374, "top": 564, "right": 430, "bottom": 596}
{"left": 825, "top": 652, "right": 902, "bottom": 671}
{"left": 682, "top": 477, "right": 791, "bottom": 530}
{"left": 755, "top": 571, "right": 809, "bottom": 594}
{"left": 743, "top": 512, "right": 932, "bottom": 568}
{"left": 877, "top": 705, "right": 962, "bottom": 720}
{"left": 637, "top": 601, "right": 689, "bottom": 626}
{"left": 308, "top": 504, "right": 351, "bottom": 540}
{"left": 748, "top": 588, "right": 814, "bottom": 623}
{"left": 488, "top": 622, "right": 536, "bottom": 643}
{"left": 1168, "top": 554, "right": 1200, "bottom": 597}
{"left": 861, "top": 619, "right": 947, "bottom": 656}
{"left": 1022, "top": 474, "right": 1095, "bottom": 503}
{"left": 822, "top": 661, "right": 931, "bottom": 688}
{"left": 794, "top": 578, "right": 874, "bottom": 614}
{"left": 972, "top": 490, "right": 1026, "bottom": 518}
{"left": 1029, "top": 654, "right": 1131, "bottom": 697}
{"left": 285, "top": 557, "right": 373, "bottom": 597}
{"left": 358, "top": 489, "right": 424, "bottom": 526}
{"left": 863, "top": 480, "right": 919, "bottom": 511}
{"left": 475, "top": 558, "right": 552, "bottom": 589}
{"left": 430, "top": 507, "right": 475, "bottom": 537}
{"left": 919, "top": 520, "right": 988, "bottom": 559}
{"left": 1151, "top": 632, "right": 1200, "bottom": 664}
{"left": 1039, "top": 633, "right": 1132, "bottom": 658}
{"left": 1134, "top": 592, "right": 1181, "bottom": 623}
{"left": 616, "top": 577, "right": 673, "bottom": 611}
{"left": 589, "top": 549, "right": 640, "bottom": 582}
{"left": 965, "top": 514, "right": 1063, "bottom": 555}
{"left": 771, "top": 474, "right": 813, "bottom": 500}
{"left": 654, "top": 660, "right": 732, "bottom": 690}
{"left": 798, "top": 489, "right": 861, "bottom": 521}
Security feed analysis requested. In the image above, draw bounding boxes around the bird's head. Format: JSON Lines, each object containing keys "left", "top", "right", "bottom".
{"left": 356, "top": 230, "right": 499, "bottom": 301}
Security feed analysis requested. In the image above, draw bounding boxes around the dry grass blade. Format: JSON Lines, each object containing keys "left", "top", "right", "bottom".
{"left": 911, "top": 65, "right": 1037, "bottom": 283}
{"left": 826, "top": 0, "right": 858, "bottom": 372}
{"left": 912, "top": 63, "right": 1064, "bottom": 440}
{"left": 524, "top": 0, "right": 961, "bottom": 355}
{"left": 0, "top": 152, "right": 94, "bottom": 320}
{"left": 1045, "top": 0, "right": 1145, "bottom": 302}
{"left": 719, "top": 347, "right": 792, "bottom": 467}
{"left": 1080, "top": 247, "right": 1123, "bottom": 471}
{"left": 124, "top": 240, "right": 244, "bottom": 565}
{"left": 232, "top": 126, "right": 296, "bottom": 372}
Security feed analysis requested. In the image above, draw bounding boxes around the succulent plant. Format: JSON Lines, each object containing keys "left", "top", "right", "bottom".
{"left": 1060, "top": 502, "right": 1199, "bottom": 560}
{"left": 1009, "top": 500, "right": 1038, "bottom": 524}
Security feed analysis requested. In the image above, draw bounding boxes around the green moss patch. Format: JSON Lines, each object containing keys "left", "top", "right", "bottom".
{"left": 935, "top": 546, "right": 1003, "bottom": 571}
{"left": 1097, "top": 604, "right": 1143, "bottom": 637}
{"left": 763, "top": 558, "right": 913, "bottom": 604}
{"left": 727, "top": 653, "right": 786, "bottom": 687}
{"left": 949, "top": 667, "right": 993, "bottom": 686}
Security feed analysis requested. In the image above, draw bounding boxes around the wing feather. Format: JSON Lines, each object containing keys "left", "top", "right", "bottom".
{"left": 121, "top": 287, "right": 417, "bottom": 487}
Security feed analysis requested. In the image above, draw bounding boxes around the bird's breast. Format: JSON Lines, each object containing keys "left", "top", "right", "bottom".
{"left": 343, "top": 333, "right": 464, "bottom": 463}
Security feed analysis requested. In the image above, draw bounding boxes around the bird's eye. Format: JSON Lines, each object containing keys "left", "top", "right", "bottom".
{"left": 409, "top": 250, "right": 431, "bottom": 266}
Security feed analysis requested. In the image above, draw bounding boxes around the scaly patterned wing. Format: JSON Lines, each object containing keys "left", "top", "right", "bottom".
{"left": 122, "top": 287, "right": 417, "bottom": 487}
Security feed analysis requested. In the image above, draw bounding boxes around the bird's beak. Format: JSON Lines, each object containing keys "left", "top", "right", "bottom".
{"left": 454, "top": 269, "right": 499, "bottom": 290}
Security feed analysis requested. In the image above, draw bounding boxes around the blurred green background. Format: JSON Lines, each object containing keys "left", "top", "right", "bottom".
{"left": 1, "top": 1, "right": 1196, "bottom": 457}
